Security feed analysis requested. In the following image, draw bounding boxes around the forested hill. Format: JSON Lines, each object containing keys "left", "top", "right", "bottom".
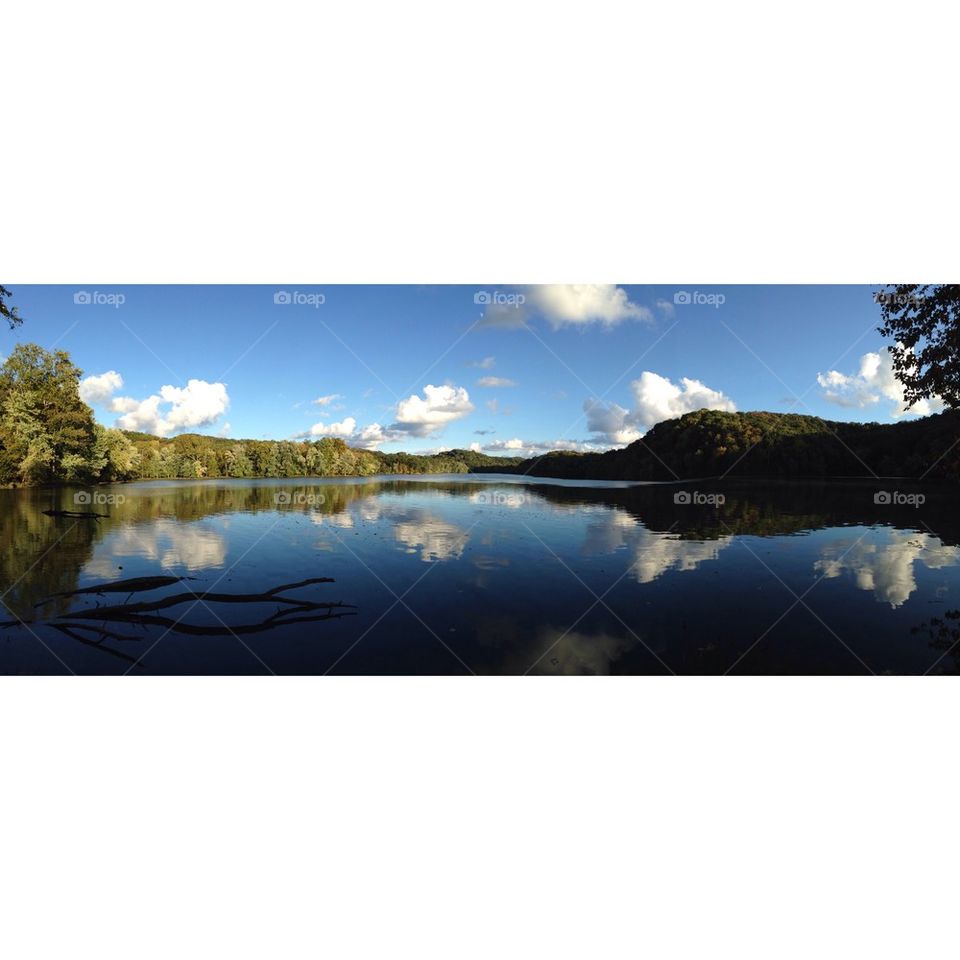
{"left": 472, "top": 409, "right": 960, "bottom": 482}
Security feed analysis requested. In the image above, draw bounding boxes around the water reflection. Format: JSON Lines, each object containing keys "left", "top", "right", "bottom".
{"left": 581, "top": 508, "right": 732, "bottom": 583}
{"left": 525, "top": 627, "right": 638, "bottom": 675}
{"left": 311, "top": 496, "right": 471, "bottom": 562}
{"left": 393, "top": 509, "right": 469, "bottom": 562}
{"left": 815, "top": 530, "right": 960, "bottom": 608}
{"left": 85, "top": 519, "right": 228, "bottom": 577}
{"left": 1, "top": 476, "right": 959, "bottom": 674}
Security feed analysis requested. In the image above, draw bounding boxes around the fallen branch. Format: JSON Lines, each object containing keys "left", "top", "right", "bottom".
{"left": 35, "top": 576, "right": 196, "bottom": 608}
{"left": 2, "top": 576, "right": 356, "bottom": 667}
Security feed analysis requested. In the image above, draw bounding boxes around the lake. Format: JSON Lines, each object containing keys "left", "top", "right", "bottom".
{"left": 1, "top": 475, "right": 958, "bottom": 674}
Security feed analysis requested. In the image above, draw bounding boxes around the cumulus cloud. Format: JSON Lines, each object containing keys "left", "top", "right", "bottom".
{"left": 527, "top": 285, "right": 653, "bottom": 328}
{"left": 302, "top": 416, "right": 358, "bottom": 438}
{"left": 583, "top": 372, "right": 736, "bottom": 445}
{"left": 350, "top": 422, "right": 407, "bottom": 450}
{"left": 484, "top": 438, "right": 526, "bottom": 452}
{"left": 479, "top": 284, "right": 653, "bottom": 329}
{"left": 476, "top": 376, "right": 516, "bottom": 388}
{"left": 469, "top": 442, "right": 481, "bottom": 452}
{"left": 817, "top": 348, "right": 944, "bottom": 418}
{"left": 583, "top": 399, "right": 642, "bottom": 445}
{"left": 392, "top": 384, "right": 474, "bottom": 437}
{"left": 630, "top": 372, "right": 736, "bottom": 431}
{"left": 79, "top": 370, "right": 124, "bottom": 406}
{"left": 111, "top": 380, "right": 230, "bottom": 437}
{"left": 297, "top": 384, "right": 475, "bottom": 450}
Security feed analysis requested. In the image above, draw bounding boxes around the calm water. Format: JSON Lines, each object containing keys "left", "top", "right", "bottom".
{"left": 1, "top": 475, "right": 958, "bottom": 675}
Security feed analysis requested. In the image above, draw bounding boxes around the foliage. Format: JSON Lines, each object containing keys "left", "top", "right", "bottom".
{"left": 877, "top": 284, "right": 960, "bottom": 408}
{"left": 479, "top": 409, "right": 960, "bottom": 482}
{"left": 0, "top": 285, "right": 23, "bottom": 329}
{"left": 0, "top": 344, "right": 96, "bottom": 484}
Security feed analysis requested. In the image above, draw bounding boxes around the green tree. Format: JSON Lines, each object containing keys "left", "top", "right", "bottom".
{"left": 0, "top": 344, "right": 96, "bottom": 484}
{"left": 877, "top": 284, "right": 960, "bottom": 408}
{"left": 91, "top": 424, "right": 141, "bottom": 481}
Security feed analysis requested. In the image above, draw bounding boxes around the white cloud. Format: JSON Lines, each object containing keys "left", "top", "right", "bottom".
{"left": 583, "top": 399, "right": 642, "bottom": 445}
{"left": 111, "top": 379, "right": 230, "bottom": 437}
{"left": 482, "top": 437, "right": 603, "bottom": 457}
{"left": 298, "top": 384, "right": 476, "bottom": 450}
{"left": 479, "top": 284, "right": 653, "bottom": 329}
{"left": 817, "top": 348, "right": 944, "bottom": 418}
{"left": 631, "top": 372, "right": 736, "bottom": 432}
{"left": 527, "top": 284, "right": 653, "bottom": 328}
{"left": 655, "top": 299, "right": 676, "bottom": 319}
{"left": 392, "top": 384, "right": 474, "bottom": 437}
{"left": 467, "top": 356, "right": 496, "bottom": 369}
{"left": 79, "top": 370, "right": 124, "bottom": 405}
{"left": 469, "top": 442, "right": 481, "bottom": 453}
{"left": 304, "top": 416, "right": 357, "bottom": 438}
{"left": 583, "top": 372, "right": 736, "bottom": 445}
{"left": 353, "top": 422, "right": 401, "bottom": 450}
{"left": 476, "top": 376, "right": 516, "bottom": 388}
{"left": 313, "top": 393, "right": 343, "bottom": 407}
{"left": 485, "top": 437, "right": 526, "bottom": 451}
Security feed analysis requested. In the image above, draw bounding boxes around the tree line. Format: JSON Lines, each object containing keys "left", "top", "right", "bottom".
{"left": 0, "top": 343, "right": 517, "bottom": 485}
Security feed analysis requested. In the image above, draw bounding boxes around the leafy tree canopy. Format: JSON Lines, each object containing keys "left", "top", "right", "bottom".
{"left": 877, "top": 284, "right": 960, "bottom": 408}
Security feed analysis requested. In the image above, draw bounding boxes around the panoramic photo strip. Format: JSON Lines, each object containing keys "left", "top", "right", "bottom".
{"left": 1, "top": 283, "right": 957, "bottom": 675}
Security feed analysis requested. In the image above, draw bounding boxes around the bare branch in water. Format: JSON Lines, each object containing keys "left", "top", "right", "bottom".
{"left": 3, "top": 576, "right": 355, "bottom": 668}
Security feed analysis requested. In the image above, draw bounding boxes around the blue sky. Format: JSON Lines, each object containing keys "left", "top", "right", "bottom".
{"left": 0, "top": 284, "right": 936, "bottom": 456}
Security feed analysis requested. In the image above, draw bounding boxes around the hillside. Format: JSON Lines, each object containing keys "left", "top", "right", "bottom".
{"left": 471, "top": 409, "right": 960, "bottom": 482}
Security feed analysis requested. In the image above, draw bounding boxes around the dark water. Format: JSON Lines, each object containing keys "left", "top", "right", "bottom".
{"left": 1, "top": 475, "right": 958, "bottom": 675}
